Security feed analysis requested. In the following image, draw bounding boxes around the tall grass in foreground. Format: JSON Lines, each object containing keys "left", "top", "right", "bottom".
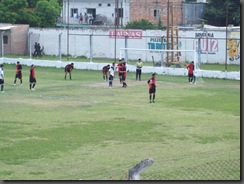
{"left": 0, "top": 64, "right": 240, "bottom": 180}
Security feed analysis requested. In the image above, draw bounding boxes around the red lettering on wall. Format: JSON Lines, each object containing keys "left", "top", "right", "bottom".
{"left": 109, "top": 30, "right": 142, "bottom": 39}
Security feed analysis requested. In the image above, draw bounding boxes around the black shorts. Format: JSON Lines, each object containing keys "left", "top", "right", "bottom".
{"left": 149, "top": 86, "right": 156, "bottom": 94}
{"left": 65, "top": 68, "right": 71, "bottom": 73}
{"left": 122, "top": 75, "right": 126, "bottom": 81}
{"left": 0, "top": 79, "right": 4, "bottom": 85}
{"left": 119, "top": 73, "right": 123, "bottom": 77}
{"left": 15, "top": 73, "right": 22, "bottom": 79}
{"left": 188, "top": 73, "right": 193, "bottom": 78}
{"left": 109, "top": 75, "right": 114, "bottom": 81}
{"left": 30, "top": 77, "right": 36, "bottom": 83}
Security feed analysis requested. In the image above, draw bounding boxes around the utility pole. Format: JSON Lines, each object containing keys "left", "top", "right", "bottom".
{"left": 114, "top": 0, "right": 119, "bottom": 63}
{"left": 225, "top": 0, "right": 228, "bottom": 72}
{"left": 67, "top": 0, "right": 70, "bottom": 61}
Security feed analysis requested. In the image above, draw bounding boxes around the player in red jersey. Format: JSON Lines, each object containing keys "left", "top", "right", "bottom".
{"left": 29, "top": 64, "right": 36, "bottom": 91}
{"left": 147, "top": 73, "right": 156, "bottom": 103}
{"left": 120, "top": 62, "right": 127, "bottom": 88}
{"left": 13, "top": 61, "right": 23, "bottom": 86}
{"left": 186, "top": 61, "right": 194, "bottom": 84}
{"left": 64, "top": 63, "right": 74, "bottom": 80}
{"left": 102, "top": 64, "right": 110, "bottom": 81}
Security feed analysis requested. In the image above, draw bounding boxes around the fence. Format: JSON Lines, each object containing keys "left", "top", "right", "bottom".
{"left": 127, "top": 147, "right": 240, "bottom": 180}
{"left": 72, "top": 147, "right": 240, "bottom": 180}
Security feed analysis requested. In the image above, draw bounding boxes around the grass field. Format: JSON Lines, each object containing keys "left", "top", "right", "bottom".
{"left": 0, "top": 64, "right": 240, "bottom": 180}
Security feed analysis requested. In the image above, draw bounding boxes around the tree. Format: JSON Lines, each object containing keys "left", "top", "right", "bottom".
{"left": 0, "top": 0, "right": 28, "bottom": 23}
{"left": 27, "top": 0, "right": 39, "bottom": 8}
{"left": 125, "top": 19, "right": 157, "bottom": 30}
{"left": 35, "top": 0, "right": 61, "bottom": 27}
{"left": 16, "top": 9, "right": 41, "bottom": 27}
{"left": 203, "top": 0, "right": 240, "bottom": 26}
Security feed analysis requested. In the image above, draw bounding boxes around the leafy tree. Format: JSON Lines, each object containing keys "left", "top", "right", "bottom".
{"left": 35, "top": 0, "right": 61, "bottom": 27}
{"left": 125, "top": 19, "right": 157, "bottom": 30}
{"left": 27, "top": 0, "right": 39, "bottom": 8}
{"left": 203, "top": 0, "right": 240, "bottom": 26}
{"left": 0, "top": 0, "right": 28, "bottom": 23}
{"left": 16, "top": 9, "right": 41, "bottom": 27}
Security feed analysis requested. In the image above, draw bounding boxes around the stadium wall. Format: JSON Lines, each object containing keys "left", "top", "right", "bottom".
{"left": 29, "top": 27, "right": 240, "bottom": 66}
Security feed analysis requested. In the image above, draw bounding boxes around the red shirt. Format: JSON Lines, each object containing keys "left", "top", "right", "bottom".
{"left": 30, "top": 68, "right": 35, "bottom": 78}
{"left": 117, "top": 63, "right": 121, "bottom": 73}
{"left": 65, "top": 64, "right": 73, "bottom": 70}
{"left": 16, "top": 64, "right": 22, "bottom": 74}
{"left": 102, "top": 66, "right": 109, "bottom": 73}
{"left": 186, "top": 63, "right": 194, "bottom": 74}
{"left": 148, "top": 77, "right": 156, "bottom": 89}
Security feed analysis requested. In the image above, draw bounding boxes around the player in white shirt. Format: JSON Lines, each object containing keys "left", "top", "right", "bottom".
{"left": 108, "top": 62, "right": 116, "bottom": 88}
{"left": 0, "top": 64, "right": 4, "bottom": 93}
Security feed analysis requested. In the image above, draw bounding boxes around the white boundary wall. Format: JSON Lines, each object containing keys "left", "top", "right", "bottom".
{"left": 29, "top": 27, "right": 240, "bottom": 65}
{"left": 0, "top": 57, "right": 240, "bottom": 80}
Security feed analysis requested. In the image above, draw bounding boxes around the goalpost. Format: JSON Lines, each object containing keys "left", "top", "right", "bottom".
{"left": 119, "top": 47, "right": 204, "bottom": 84}
{"left": 120, "top": 47, "right": 197, "bottom": 67}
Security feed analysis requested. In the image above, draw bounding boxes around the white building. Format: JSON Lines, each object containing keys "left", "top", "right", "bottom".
{"left": 62, "top": 0, "right": 130, "bottom": 26}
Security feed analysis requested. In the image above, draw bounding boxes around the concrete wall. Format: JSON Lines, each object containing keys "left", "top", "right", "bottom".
{"left": 29, "top": 26, "right": 240, "bottom": 65}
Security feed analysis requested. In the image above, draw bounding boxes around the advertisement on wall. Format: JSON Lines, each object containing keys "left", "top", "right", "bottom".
{"left": 195, "top": 32, "right": 218, "bottom": 54}
{"left": 227, "top": 32, "right": 240, "bottom": 62}
{"left": 109, "top": 29, "right": 142, "bottom": 39}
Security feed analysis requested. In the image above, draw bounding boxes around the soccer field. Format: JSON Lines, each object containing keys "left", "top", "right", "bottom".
{"left": 0, "top": 64, "right": 240, "bottom": 180}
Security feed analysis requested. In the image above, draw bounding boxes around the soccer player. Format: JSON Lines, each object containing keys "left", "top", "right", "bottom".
{"left": 13, "top": 61, "right": 23, "bottom": 86}
{"left": 147, "top": 73, "right": 156, "bottom": 103}
{"left": 64, "top": 63, "right": 74, "bottom": 80}
{"left": 0, "top": 64, "right": 4, "bottom": 93}
{"left": 102, "top": 64, "right": 110, "bottom": 81}
{"left": 120, "top": 62, "right": 127, "bottom": 88}
{"left": 29, "top": 64, "right": 36, "bottom": 91}
{"left": 108, "top": 62, "right": 115, "bottom": 88}
{"left": 186, "top": 61, "right": 194, "bottom": 84}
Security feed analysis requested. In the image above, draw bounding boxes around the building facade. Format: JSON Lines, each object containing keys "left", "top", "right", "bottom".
{"left": 130, "top": 0, "right": 183, "bottom": 27}
{"left": 0, "top": 24, "right": 29, "bottom": 56}
{"left": 61, "top": 0, "right": 185, "bottom": 27}
{"left": 61, "top": 0, "right": 130, "bottom": 26}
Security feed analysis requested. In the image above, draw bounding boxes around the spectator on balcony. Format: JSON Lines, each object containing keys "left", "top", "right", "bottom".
{"left": 89, "top": 14, "right": 94, "bottom": 25}
{"left": 79, "top": 13, "right": 83, "bottom": 24}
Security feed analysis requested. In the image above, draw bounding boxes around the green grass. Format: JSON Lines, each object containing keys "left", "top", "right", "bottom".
{"left": 0, "top": 64, "right": 240, "bottom": 180}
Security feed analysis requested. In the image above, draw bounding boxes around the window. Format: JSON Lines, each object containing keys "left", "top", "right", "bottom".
{"left": 154, "top": 9, "right": 159, "bottom": 17}
{"left": 71, "top": 8, "right": 78, "bottom": 17}
{"left": 115, "top": 8, "right": 123, "bottom": 18}
{"left": 3, "top": 36, "right": 8, "bottom": 44}
{"left": 98, "top": 3, "right": 102, "bottom": 6}
{"left": 107, "top": 3, "right": 110, "bottom": 6}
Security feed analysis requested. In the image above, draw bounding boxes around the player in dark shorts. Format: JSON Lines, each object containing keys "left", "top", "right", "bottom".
{"left": 117, "top": 58, "right": 124, "bottom": 83}
{"left": 29, "top": 64, "right": 36, "bottom": 91}
{"left": 102, "top": 64, "right": 110, "bottom": 81}
{"left": 147, "top": 73, "right": 156, "bottom": 103}
{"left": 186, "top": 61, "right": 194, "bottom": 84}
{"left": 13, "top": 61, "right": 23, "bottom": 86}
{"left": 64, "top": 63, "right": 74, "bottom": 80}
{"left": 120, "top": 62, "right": 127, "bottom": 88}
